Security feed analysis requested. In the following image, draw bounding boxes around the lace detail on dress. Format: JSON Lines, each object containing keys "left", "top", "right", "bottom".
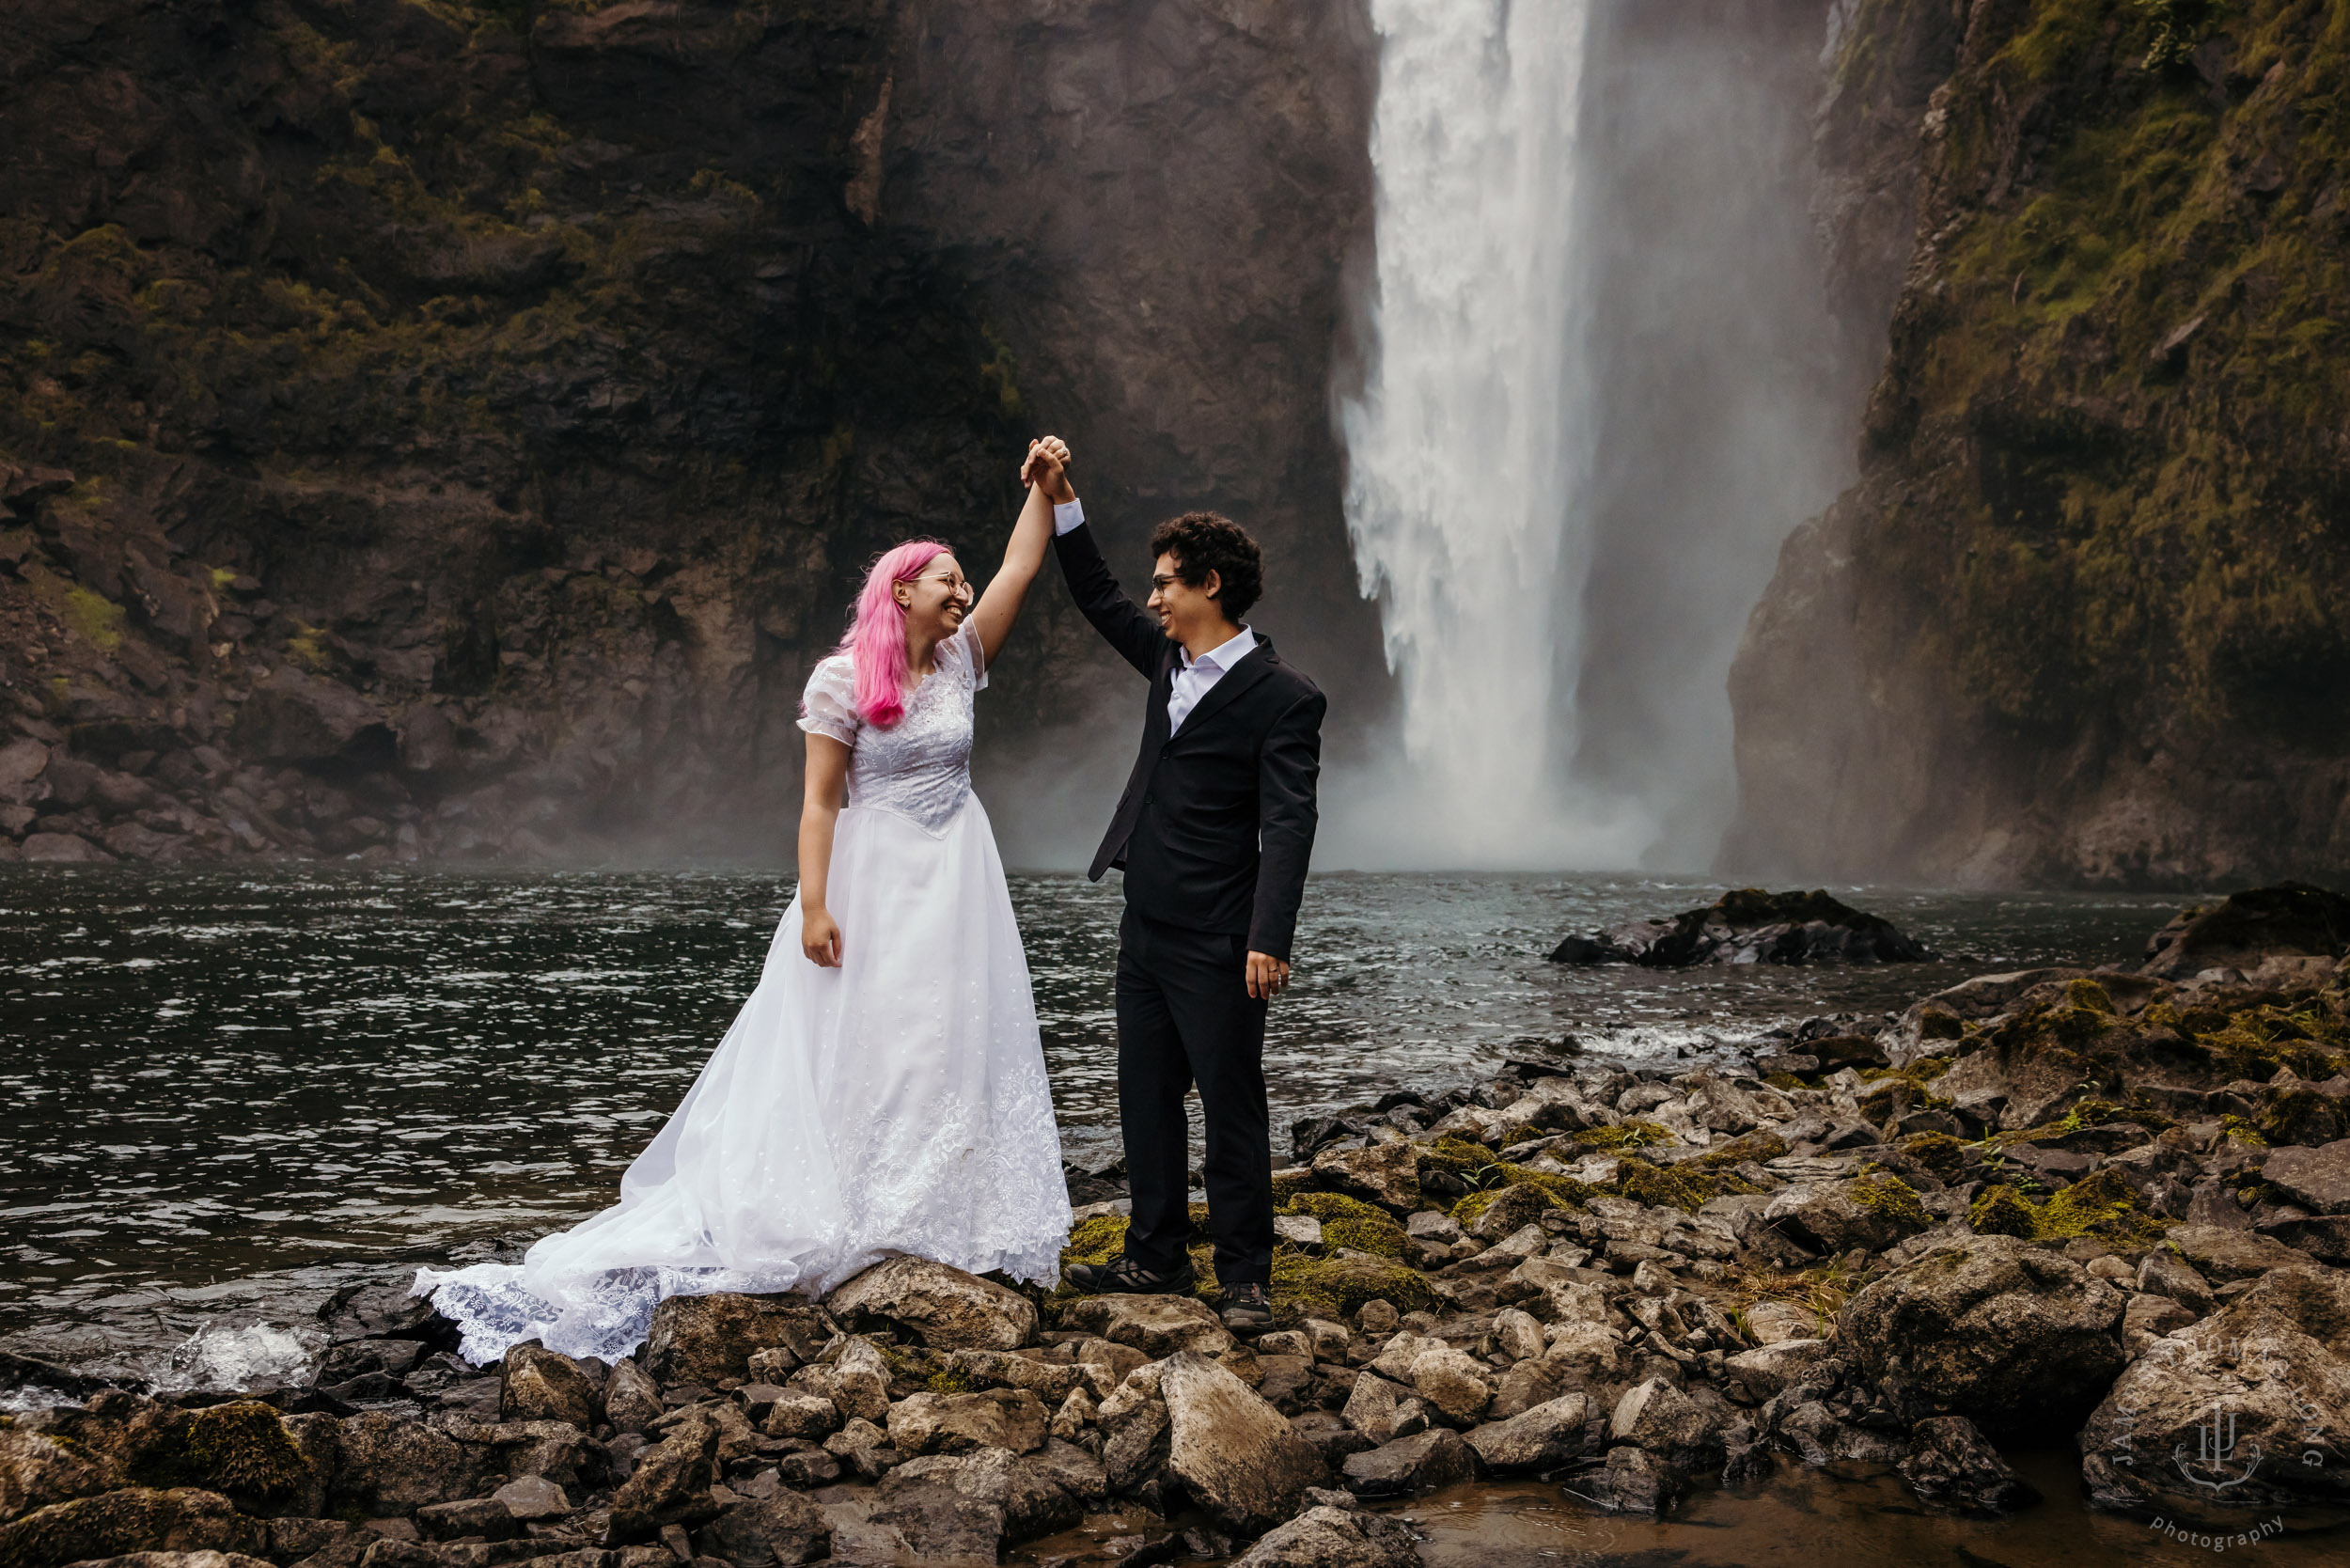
{"left": 841, "top": 621, "right": 984, "bottom": 836}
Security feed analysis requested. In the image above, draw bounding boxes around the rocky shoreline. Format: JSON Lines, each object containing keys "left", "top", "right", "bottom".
{"left": 6, "top": 885, "right": 2350, "bottom": 1565}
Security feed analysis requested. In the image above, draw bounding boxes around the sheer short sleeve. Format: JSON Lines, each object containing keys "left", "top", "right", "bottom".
{"left": 952, "top": 618, "right": 989, "bottom": 693}
{"left": 798, "top": 655, "right": 860, "bottom": 745}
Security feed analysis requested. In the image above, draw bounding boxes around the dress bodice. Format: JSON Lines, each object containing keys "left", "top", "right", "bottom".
{"left": 798, "top": 621, "right": 985, "bottom": 835}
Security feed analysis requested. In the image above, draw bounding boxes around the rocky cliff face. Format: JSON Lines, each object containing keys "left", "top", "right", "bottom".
{"left": 1727, "top": 0, "right": 2350, "bottom": 887}
{"left": 0, "top": 0, "right": 1377, "bottom": 866}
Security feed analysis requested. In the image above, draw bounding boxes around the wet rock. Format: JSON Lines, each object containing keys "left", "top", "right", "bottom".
{"left": 328, "top": 1415, "right": 469, "bottom": 1516}
{"left": 688, "top": 1490, "right": 830, "bottom": 1566}
{"left": 826, "top": 1258, "right": 1036, "bottom": 1352}
{"left": 1230, "top": 1503, "right": 1423, "bottom": 1568}
{"left": 1609, "top": 1378, "right": 1722, "bottom": 1462}
{"left": 2263, "top": 1138, "right": 2350, "bottom": 1214}
{"left": 1099, "top": 1397, "right": 1169, "bottom": 1494}
{"left": 863, "top": 1479, "right": 1003, "bottom": 1567}
{"left": 878, "top": 1448, "right": 1082, "bottom": 1543}
{"left": 603, "top": 1360, "right": 663, "bottom": 1435}
{"left": 1838, "top": 1234, "right": 2126, "bottom": 1431}
{"left": 643, "top": 1295, "right": 828, "bottom": 1387}
{"left": 1898, "top": 1416, "right": 2041, "bottom": 1515}
{"left": 2080, "top": 1266, "right": 2350, "bottom": 1512}
{"left": 0, "top": 1426, "right": 118, "bottom": 1523}
{"left": 1464, "top": 1394, "right": 1589, "bottom": 1473}
{"left": 1310, "top": 1142, "right": 1423, "bottom": 1214}
{"left": 940, "top": 1349, "right": 1085, "bottom": 1403}
{"left": 1159, "top": 1351, "right": 1330, "bottom": 1535}
{"left": 1571, "top": 1445, "right": 1683, "bottom": 1516}
{"left": 1774, "top": 1401, "right": 1907, "bottom": 1466}
{"left": 603, "top": 1412, "right": 720, "bottom": 1544}
{"left": 884, "top": 1389, "right": 1048, "bottom": 1457}
{"left": 1340, "top": 1429, "right": 1474, "bottom": 1497}
{"left": 500, "top": 1344, "right": 598, "bottom": 1428}
{"left": 23, "top": 832, "right": 111, "bottom": 863}
{"left": 413, "top": 1499, "right": 520, "bottom": 1543}
{"left": 1060, "top": 1294, "right": 1235, "bottom": 1357}
{"left": 785, "top": 1338, "right": 891, "bottom": 1425}
{"left": 1550, "top": 888, "right": 1929, "bottom": 966}
{"left": 0, "top": 1488, "right": 262, "bottom": 1568}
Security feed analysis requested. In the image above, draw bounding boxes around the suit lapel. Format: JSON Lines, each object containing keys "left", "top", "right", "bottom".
{"left": 1167, "top": 641, "right": 1277, "bottom": 743}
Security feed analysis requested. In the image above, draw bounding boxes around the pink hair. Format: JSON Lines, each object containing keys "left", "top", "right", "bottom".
{"left": 838, "top": 539, "right": 950, "bottom": 729}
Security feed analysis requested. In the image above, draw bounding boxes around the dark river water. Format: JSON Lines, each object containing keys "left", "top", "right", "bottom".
{"left": 0, "top": 865, "right": 2188, "bottom": 1376}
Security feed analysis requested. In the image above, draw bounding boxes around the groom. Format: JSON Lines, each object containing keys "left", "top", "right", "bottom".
{"left": 1027, "top": 443, "right": 1324, "bottom": 1334}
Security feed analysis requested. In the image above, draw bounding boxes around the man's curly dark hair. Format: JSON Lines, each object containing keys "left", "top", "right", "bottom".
{"left": 1148, "top": 511, "right": 1264, "bottom": 620}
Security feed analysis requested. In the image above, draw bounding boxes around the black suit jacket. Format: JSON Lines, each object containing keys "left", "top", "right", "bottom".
{"left": 1054, "top": 522, "right": 1324, "bottom": 961}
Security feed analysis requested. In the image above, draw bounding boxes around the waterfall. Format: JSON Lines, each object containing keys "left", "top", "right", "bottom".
{"left": 1339, "top": 0, "right": 1632, "bottom": 867}
{"left": 1335, "top": 3, "right": 1860, "bottom": 871}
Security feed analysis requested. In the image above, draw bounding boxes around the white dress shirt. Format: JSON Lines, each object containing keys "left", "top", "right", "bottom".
{"left": 1052, "top": 498, "right": 1257, "bottom": 734}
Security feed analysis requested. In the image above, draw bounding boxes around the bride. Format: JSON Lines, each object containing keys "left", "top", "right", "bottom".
{"left": 416, "top": 438, "right": 1080, "bottom": 1364}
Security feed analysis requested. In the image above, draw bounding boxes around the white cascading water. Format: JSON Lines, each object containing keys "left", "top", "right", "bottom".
{"left": 1340, "top": 0, "right": 1641, "bottom": 867}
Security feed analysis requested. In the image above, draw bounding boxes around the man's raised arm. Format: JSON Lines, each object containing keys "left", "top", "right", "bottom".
{"left": 1048, "top": 499, "right": 1164, "bottom": 680}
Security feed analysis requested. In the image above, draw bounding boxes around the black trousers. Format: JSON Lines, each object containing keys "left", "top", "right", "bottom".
{"left": 1115, "top": 909, "right": 1274, "bottom": 1287}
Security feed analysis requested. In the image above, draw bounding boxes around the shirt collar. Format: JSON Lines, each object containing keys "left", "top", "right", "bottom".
{"left": 1181, "top": 624, "right": 1257, "bottom": 674}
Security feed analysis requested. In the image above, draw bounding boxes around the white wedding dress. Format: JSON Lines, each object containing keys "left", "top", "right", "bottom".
{"left": 415, "top": 619, "right": 1073, "bottom": 1363}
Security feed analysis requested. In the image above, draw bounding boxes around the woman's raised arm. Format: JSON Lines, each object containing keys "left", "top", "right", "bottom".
{"left": 968, "top": 437, "right": 1073, "bottom": 668}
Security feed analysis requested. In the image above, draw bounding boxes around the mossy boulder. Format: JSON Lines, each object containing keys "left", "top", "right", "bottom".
{"left": 1278, "top": 1192, "right": 1407, "bottom": 1258}
{"left": 120, "top": 1403, "right": 317, "bottom": 1515}
{"left": 1269, "top": 1254, "right": 1440, "bottom": 1326}
{"left": 0, "top": 1487, "right": 263, "bottom": 1568}
{"left": 1968, "top": 1184, "right": 2039, "bottom": 1239}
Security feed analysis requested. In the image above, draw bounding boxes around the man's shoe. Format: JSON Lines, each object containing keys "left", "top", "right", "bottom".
{"left": 1064, "top": 1254, "right": 1198, "bottom": 1296}
{"left": 1216, "top": 1282, "right": 1274, "bottom": 1334}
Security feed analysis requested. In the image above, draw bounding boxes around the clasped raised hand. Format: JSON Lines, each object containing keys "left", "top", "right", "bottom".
{"left": 1021, "top": 435, "right": 1074, "bottom": 500}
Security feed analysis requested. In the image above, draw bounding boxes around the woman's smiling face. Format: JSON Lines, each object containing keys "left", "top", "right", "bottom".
{"left": 898, "top": 552, "right": 974, "bottom": 642}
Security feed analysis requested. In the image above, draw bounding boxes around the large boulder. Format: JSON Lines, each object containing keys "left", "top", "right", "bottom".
{"left": 116, "top": 1403, "right": 326, "bottom": 1517}
{"left": 2138, "top": 883, "right": 2350, "bottom": 980}
{"left": 785, "top": 1338, "right": 892, "bottom": 1425}
{"left": 1230, "top": 1500, "right": 1423, "bottom": 1568}
{"left": 644, "top": 1294, "right": 828, "bottom": 1386}
{"left": 231, "top": 666, "right": 389, "bottom": 764}
{"left": 1310, "top": 1142, "right": 1423, "bottom": 1214}
{"left": 862, "top": 1479, "right": 1003, "bottom": 1567}
{"left": 877, "top": 1447, "right": 1093, "bottom": 1543}
{"left": 1159, "top": 1351, "right": 1331, "bottom": 1535}
{"left": 1762, "top": 1177, "right": 1933, "bottom": 1255}
{"left": 0, "top": 1489, "right": 261, "bottom": 1568}
{"left": 2079, "top": 1266, "right": 2350, "bottom": 1512}
{"left": 2166, "top": 1225, "right": 2317, "bottom": 1283}
{"left": 1838, "top": 1235, "right": 2126, "bottom": 1431}
{"left": 1899, "top": 1416, "right": 2041, "bottom": 1515}
{"left": 1608, "top": 1378, "right": 1723, "bottom": 1461}
{"left": 1464, "top": 1394, "right": 1589, "bottom": 1473}
{"left": 826, "top": 1259, "right": 1037, "bottom": 1352}
{"left": 1720, "top": 1340, "right": 1831, "bottom": 1405}
{"left": 1059, "top": 1294, "right": 1235, "bottom": 1357}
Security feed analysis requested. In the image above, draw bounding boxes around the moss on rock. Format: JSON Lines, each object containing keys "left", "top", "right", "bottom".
{"left": 1969, "top": 1184, "right": 2041, "bottom": 1239}
{"left": 1573, "top": 1120, "right": 1668, "bottom": 1152}
{"left": 1269, "top": 1252, "right": 1440, "bottom": 1325}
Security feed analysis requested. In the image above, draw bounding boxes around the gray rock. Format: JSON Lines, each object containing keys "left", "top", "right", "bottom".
{"left": 1405, "top": 1212, "right": 1463, "bottom": 1245}
{"left": 2263, "top": 1139, "right": 2350, "bottom": 1215}
{"left": 822, "top": 1418, "right": 897, "bottom": 1482}
{"left": 328, "top": 1415, "right": 471, "bottom": 1516}
{"left": 760, "top": 1392, "right": 841, "bottom": 1441}
{"left": 2079, "top": 1266, "right": 2350, "bottom": 1512}
{"left": 1720, "top": 1340, "right": 1831, "bottom": 1406}
{"left": 0, "top": 1427, "right": 116, "bottom": 1525}
{"left": 603, "top": 1414, "right": 720, "bottom": 1544}
{"left": 411, "top": 1499, "right": 521, "bottom": 1544}
{"left": 1339, "top": 1372, "right": 1420, "bottom": 1445}
{"left": 0, "top": 1488, "right": 264, "bottom": 1568}
{"left": 884, "top": 1389, "right": 1049, "bottom": 1457}
{"left": 644, "top": 1294, "right": 828, "bottom": 1387}
{"left": 2135, "top": 1250, "right": 2217, "bottom": 1315}
{"left": 1741, "top": 1299, "right": 1825, "bottom": 1345}
{"left": 2161, "top": 1224, "right": 2313, "bottom": 1283}
{"left": 1609, "top": 1378, "right": 1720, "bottom": 1460}
{"left": 1340, "top": 1429, "right": 1474, "bottom": 1497}
{"left": 1464, "top": 1394, "right": 1588, "bottom": 1473}
{"left": 1762, "top": 1179, "right": 1931, "bottom": 1255}
{"left": 864, "top": 1480, "right": 1001, "bottom": 1567}
{"left": 1775, "top": 1402, "right": 1908, "bottom": 1466}
{"left": 499, "top": 1344, "right": 597, "bottom": 1429}
{"left": 1899, "top": 1416, "right": 2041, "bottom": 1515}
{"left": 2260, "top": 1214, "right": 2350, "bottom": 1263}
{"left": 1485, "top": 1356, "right": 1568, "bottom": 1421}
{"left": 690, "top": 1491, "right": 829, "bottom": 1566}
{"left": 1570, "top": 1445, "right": 1682, "bottom": 1516}
{"left": 489, "top": 1475, "right": 569, "bottom": 1520}
{"left": 61, "top": 1555, "right": 274, "bottom": 1568}
{"left": 880, "top": 1448, "right": 1082, "bottom": 1543}
{"left": 786, "top": 1338, "right": 891, "bottom": 1425}
{"left": 1230, "top": 1504, "right": 1423, "bottom": 1568}
{"left": 1408, "top": 1344, "right": 1493, "bottom": 1426}
{"left": 1273, "top": 1215, "right": 1324, "bottom": 1249}
{"left": 1060, "top": 1294, "right": 1235, "bottom": 1357}
{"left": 1838, "top": 1234, "right": 2126, "bottom": 1431}
{"left": 1100, "top": 1399, "right": 1169, "bottom": 1494}
{"left": 602, "top": 1359, "right": 663, "bottom": 1435}
{"left": 826, "top": 1258, "right": 1037, "bottom": 1352}
{"left": 1159, "top": 1351, "right": 1331, "bottom": 1535}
